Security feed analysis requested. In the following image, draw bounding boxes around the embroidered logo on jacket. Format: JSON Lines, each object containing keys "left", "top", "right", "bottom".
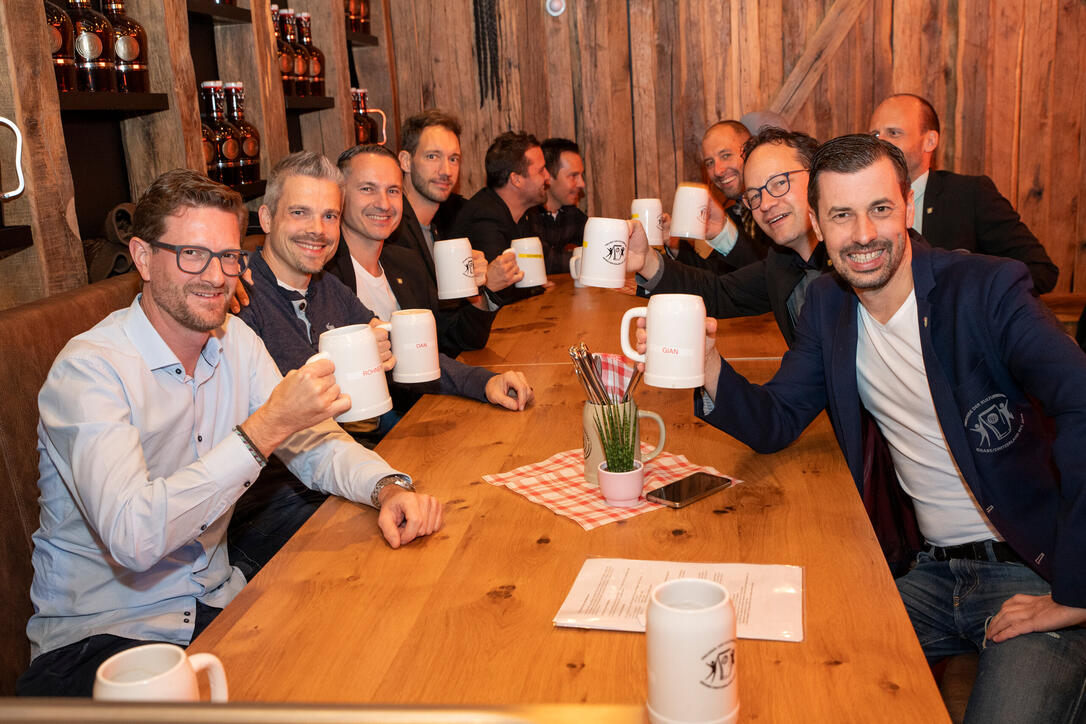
{"left": 964, "top": 394, "right": 1023, "bottom": 453}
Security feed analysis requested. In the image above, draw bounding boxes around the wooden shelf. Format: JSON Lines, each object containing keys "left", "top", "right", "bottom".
{"left": 0, "top": 225, "right": 33, "bottom": 255}
{"left": 346, "top": 30, "right": 378, "bottom": 47}
{"left": 58, "top": 91, "right": 170, "bottom": 117}
{"left": 186, "top": 0, "right": 252, "bottom": 24}
{"left": 234, "top": 180, "right": 267, "bottom": 201}
{"left": 284, "top": 95, "right": 335, "bottom": 112}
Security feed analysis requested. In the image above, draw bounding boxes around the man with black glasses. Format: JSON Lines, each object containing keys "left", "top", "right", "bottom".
{"left": 625, "top": 128, "right": 827, "bottom": 348}
{"left": 18, "top": 169, "right": 440, "bottom": 697}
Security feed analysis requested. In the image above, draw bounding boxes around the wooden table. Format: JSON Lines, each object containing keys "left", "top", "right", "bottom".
{"left": 191, "top": 278, "right": 948, "bottom": 723}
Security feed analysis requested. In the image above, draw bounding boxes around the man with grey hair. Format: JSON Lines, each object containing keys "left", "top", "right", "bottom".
{"left": 18, "top": 168, "right": 440, "bottom": 697}
{"left": 230, "top": 151, "right": 528, "bottom": 577}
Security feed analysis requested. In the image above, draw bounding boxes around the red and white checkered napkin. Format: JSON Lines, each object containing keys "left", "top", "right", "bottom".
{"left": 482, "top": 445, "right": 728, "bottom": 530}
{"left": 593, "top": 353, "right": 634, "bottom": 402}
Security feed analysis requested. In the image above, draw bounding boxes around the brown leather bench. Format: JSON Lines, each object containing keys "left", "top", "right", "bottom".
{"left": 0, "top": 273, "right": 141, "bottom": 694}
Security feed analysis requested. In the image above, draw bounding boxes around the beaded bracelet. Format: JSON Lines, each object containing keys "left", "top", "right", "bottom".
{"left": 233, "top": 425, "right": 268, "bottom": 467}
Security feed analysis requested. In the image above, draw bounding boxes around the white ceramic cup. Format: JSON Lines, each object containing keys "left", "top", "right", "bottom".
{"left": 646, "top": 578, "right": 738, "bottom": 724}
{"left": 93, "top": 643, "right": 228, "bottom": 702}
{"left": 582, "top": 400, "right": 665, "bottom": 486}
{"left": 620, "top": 294, "right": 706, "bottom": 389}
{"left": 509, "top": 236, "right": 547, "bottom": 288}
{"left": 434, "top": 237, "right": 478, "bottom": 299}
{"left": 579, "top": 217, "right": 629, "bottom": 288}
{"left": 377, "top": 309, "right": 440, "bottom": 383}
{"left": 569, "top": 247, "right": 585, "bottom": 287}
{"left": 670, "top": 183, "right": 710, "bottom": 240}
{"left": 309, "top": 324, "right": 393, "bottom": 422}
{"left": 631, "top": 198, "right": 665, "bottom": 246}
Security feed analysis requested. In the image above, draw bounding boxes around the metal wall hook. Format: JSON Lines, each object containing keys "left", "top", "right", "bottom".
{"left": 0, "top": 116, "right": 25, "bottom": 201}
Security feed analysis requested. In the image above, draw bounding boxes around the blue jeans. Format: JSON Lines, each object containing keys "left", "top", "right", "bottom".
{"left": 897, "top": 550, "right": 1086, "bottom": 723}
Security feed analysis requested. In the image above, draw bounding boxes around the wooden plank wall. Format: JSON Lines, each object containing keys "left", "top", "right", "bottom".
{"left": 382, "top": 0, "right": 1086, "bottom": 292}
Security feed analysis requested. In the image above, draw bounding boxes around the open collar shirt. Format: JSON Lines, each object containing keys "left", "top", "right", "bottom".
{"left": 29, "top": 295, "right": 399, "bottom": 658}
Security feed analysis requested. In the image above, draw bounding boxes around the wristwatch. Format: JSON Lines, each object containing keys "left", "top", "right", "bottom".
{"left": 370, "top": 474, "right": 415, "bottom": 508}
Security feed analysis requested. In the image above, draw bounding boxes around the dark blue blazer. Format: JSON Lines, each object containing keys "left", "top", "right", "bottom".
{"left": 700, "top": 241, "right": 1086, "bottom": 606}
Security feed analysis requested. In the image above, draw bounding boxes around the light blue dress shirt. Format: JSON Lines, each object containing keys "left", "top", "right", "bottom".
{"left": 28, "top": 296, "right": 405, "bottom": 659}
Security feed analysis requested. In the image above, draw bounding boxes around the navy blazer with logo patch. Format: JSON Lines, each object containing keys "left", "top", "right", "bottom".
{"left": 698, "top": 240, "right": 1086, "bottom": 607}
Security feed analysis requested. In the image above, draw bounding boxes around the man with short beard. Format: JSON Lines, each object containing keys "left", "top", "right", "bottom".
{"left": 626, "top": 128, "right": 828, "bottom": 348}
{"left": 19, "top": 169, "right": 440, "bottom": 697}
{"left": 386, "top": 110, "right": 521, "bottom": 302}
{"left": 524, "top": 137, "right": 587, "bottom": 274}
{"left": 453, "top": 131, "right": 551, "bottom": 306}
{"left": 686, "top": 134, "right": 1086, "bottom": 723}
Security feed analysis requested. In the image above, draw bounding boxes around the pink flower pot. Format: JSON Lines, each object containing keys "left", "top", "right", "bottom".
{"left": 597, "top": 460, "right": 646, "bottom": 507}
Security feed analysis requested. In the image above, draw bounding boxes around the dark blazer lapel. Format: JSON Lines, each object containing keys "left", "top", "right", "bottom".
{"left": 828, "top": 288, "right": 864, "bottom": 493}
{"left": 399, "top": 197, "right": 437, "bottom": 283}
{"left": 919, "top": 170, "right": 944, "bottom": 241}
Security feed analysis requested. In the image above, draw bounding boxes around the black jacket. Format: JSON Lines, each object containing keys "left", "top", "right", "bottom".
{"left": 920, "top": 170, "right": 1058, "bottom": 293}
{"left": 325, "top": 240, "right": 496, "bottom": 358}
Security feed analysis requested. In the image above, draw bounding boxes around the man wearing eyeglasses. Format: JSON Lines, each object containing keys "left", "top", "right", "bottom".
{"left": 18, "top": 169, "right": 441, "bottom": 697}
{"left": 626, "top": 128, "right": 827, "bottom": 348}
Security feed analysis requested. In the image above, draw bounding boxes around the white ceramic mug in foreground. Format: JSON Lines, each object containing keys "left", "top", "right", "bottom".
{"left": 579, "top": 217, "right": 629, "bottom": 288}
{"left": 309, "top": 324, "right": 393, "bottom": 422}
{"left": 569, "top": 247, "right": 585, "bottom": 287}
{"left": 377, "top": 309, "right": 440, "bottom": 383}
{"left": 434, "top": 237, "right": 478, "bottom": 299}
{"left": 631, "top": 198, "right": 665, "bottom": 246}
{"left": 94, "top": 643, "right": 228, "bottom": 702}
{"left": 670, "top": 183, "right": 710, "bottom": 240}
{"left": 646, "top": 578, "right": 738, "bottom": 724}
{"left": 509, "top": 236, "right": 547, "bottom": 288}
{"left": 621, "top": 294, "right": 706, "bottom": 389}
{"left": 582, "top": 400, "right": 665, "bottom": 486}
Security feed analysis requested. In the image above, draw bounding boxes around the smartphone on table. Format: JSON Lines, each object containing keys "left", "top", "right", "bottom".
{"left": 646, "top": 472, "right": 733, "bottom": 508}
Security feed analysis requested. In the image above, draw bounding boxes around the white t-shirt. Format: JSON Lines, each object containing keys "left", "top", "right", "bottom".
{"left": 351, "top": 255, "right": 399, "bottom": 322}
{"left": 855, "top": 291, "right": 1000, "bottom": 546}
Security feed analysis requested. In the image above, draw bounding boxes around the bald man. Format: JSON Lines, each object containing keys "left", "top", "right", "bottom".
{"left": 869, "top": 94, "right": 1058, "bottom": 293}
{"left": 677, "top": 120, "right": 769, "bottom": 274}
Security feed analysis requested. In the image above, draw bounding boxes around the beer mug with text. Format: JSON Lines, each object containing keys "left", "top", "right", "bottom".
{"left": 620, "top": 294, "right": 706, "bottom": 388}
{"left": 309, "top": 324, "right": 393, "bottom": 422}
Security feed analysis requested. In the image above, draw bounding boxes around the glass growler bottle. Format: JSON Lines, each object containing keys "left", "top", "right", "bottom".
{"left": 278, "top": 9, "right": 309, "bottom": 97}
{"left": 295, "top": 12, "right": 324, "bottom": 97}
{"left": 351, "top": 88, "right": 369, "bottom": 144}
{"left": 201, "top": 123, "right": 219, "bottom": 183}
{"left": 67, "top": 0, "right": 118, "bottom": 92}
{"left": 103, "top": 0, "right": 149, "bottom": 93}
{"left": 360, "top": 89, "right": 380, "bottom": 143}
{"left": 45, "top": 1, "right": 77, "bottom": 92}
{"left": 223, "top": 82, "right": 261, "bottom": 184}
{"left": 359, "top": 0, "right": 371, "bottom": 34}
{"left": 199, "top": 81, "right": 244, "bottom": 186}
{"left": 270, "top": 4, "right": 295, "bottom": 96}
{"left": 344, "top": 0, "right": 360, "bottom": 34}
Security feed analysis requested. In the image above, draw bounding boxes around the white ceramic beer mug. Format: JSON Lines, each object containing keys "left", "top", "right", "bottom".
{"left": 579, "top": 217, "right": 629, "bottom": 288}
{"left": 509, "top": 236, "right": 547, "bottom": 288}
{"left": 94, "top": 643, "right": 228, "bottom": 702}
{"left": 631, "top": 198, "right": 665, "bottom": 246}
{"left": 620, "top": 294, "right": 706, "bottom": 389}
{"left": 434, "top": 237, "right": 478, "bottom": 299}
{"left": 646, "top": 578, "right": 738, "bottom": 724}
{"left": 670, "top": 183, "right": 710, "bottom": 240}
{"left": 378, "top": 309, "right": 440, "bottom": 383}
{"left": 309, "top": 324, "right": 393, "bottom": 422}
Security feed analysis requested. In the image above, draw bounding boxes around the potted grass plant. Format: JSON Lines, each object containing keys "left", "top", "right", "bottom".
{"left": 594, "top": 402, "right": 645, "bottom": 507}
